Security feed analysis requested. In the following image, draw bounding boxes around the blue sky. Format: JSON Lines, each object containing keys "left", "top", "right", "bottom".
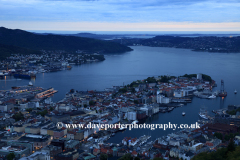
{"left": 0, "top": 0, "right": 240, "bottom": 31}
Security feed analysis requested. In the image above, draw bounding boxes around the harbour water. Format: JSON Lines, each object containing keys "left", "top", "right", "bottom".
{"left": 1, "top": 46, "right": 240, "bottom": 143}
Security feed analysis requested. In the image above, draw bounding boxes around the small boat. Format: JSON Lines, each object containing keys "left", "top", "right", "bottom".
{"left": 119, "top": 126, "right": 126, "bottom": 131}
{"left": 182, "top": 112, "right": 185, "bottom": 116}
{"left": 199, "top": 113, "right": 209, "bottom": 120}
{"left": 29, "top": 81, "right": 33, "bottom": 86}
{"left": 131, "top": 120, "right": 139, "bottom": 124}
{"left": 111, "top": 133, "right": 115, "bottom": 136}
{"left": 179, "top": 104, "right": 184, "bottom": 107}
{"left": 234, "top": 89, "right": 237, "bottom": 94}
{"left": 199, "top": 106, "right": 209, "bottom": 120}
{"left": 208, "top": 95, "right": 216, "bottom": 99}
{"left": 0, "top": 72, "right": 4, "bottom": 78}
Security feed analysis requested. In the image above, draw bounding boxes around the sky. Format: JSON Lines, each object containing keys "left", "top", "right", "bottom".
{"left": 0, "top": 0, "right": 240, "bottom": 31}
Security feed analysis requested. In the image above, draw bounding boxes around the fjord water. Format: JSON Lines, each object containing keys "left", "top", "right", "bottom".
{"left": 1, "top": 46, "right": 240, "bottom": 142}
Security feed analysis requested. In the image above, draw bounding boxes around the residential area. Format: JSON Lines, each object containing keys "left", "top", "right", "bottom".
{"left": 0, "top": 74, "right": 239, "bottom": 160}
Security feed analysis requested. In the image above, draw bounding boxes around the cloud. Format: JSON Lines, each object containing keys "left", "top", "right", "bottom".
{"left": 2, "top": 21, "right": 240, "bottom": 31}
{"left": 0, "top": 0, "right": 240, "bottom": 24}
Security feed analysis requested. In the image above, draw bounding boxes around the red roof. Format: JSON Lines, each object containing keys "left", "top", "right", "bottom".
{"left": 132, "top": 150, "right": 138, "bottom": 155}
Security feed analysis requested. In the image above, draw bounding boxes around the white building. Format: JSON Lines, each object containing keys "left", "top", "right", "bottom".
{"left": 127, "top": 112, "right": 137, "bottom": 121}
{"left": 0, "top": 105, "right": 7, "bottom": 112}
{"left": 170, "top": 148, "right": 179, "bottom": 158}
{"left": 197, "top": 73, "right": 202, "bottom": 80}
{"left": 19, "top": 151, "right": 50, "bottom": 160}
{"left": 191, "top": 143, "right": 203, "bottom": 152}
{"left": 169, "top": 139, "right": 180, "bottom": 147}
{"left": 152, "top": 105, "right": 159, "bottom": 114}
{"left": 157, "top": 94, "right": 170, "bottom": 104}
{"left": 173, "top": 90, "right": 186, "bottom": 97}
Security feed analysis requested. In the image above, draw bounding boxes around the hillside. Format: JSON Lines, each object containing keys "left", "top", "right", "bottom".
{"left": 0, "top": 27, "right": 133, "bottom": 54}
{"left": 112, "top": 35, "right": 240, "bottom": 53}
{"left": 0, "top": 43, "right": 41, "bottom": 60}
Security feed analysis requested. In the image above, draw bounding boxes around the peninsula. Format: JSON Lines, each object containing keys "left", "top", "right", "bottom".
{"left": 0, "top": 27, "right": 133, "bottom": 60}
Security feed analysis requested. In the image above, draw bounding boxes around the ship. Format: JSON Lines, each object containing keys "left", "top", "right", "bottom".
{"left": 219, "top": 92, "right": 227, "bottom": 97}
{"left": 67, "top": 65, "right": 72, "bottom": 70}
{"left": 218, "top": 79, "right": 227, "bottom": 97}
{"left": 0, "top": 72, "right": 4, "bottom": 78}
{"left": 199, "top": 113, "right": 209, "bottom": 120}
{"left": 14, "top": 73, "right": 36, "bottom": 79}
{"left": 199, "top": 107, "right": 209, "bottom": 120}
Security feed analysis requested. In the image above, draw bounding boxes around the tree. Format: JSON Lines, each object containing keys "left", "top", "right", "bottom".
{"left": 12, "top": 112, "right": 24, "bottom": 121}
{"left": 49, "top": 107, "right": 54, "bottom": 111}
{"left": 224, "top": 134, "right": 231, "bottom": 141}
{"left": 146, "top": 77, "right": 156, "bottom": 83}
{"left": 134, "top": 157, "right": 140, "bottom": 160}
{"left": 119, "top": 87, "right": 127, "bottom": 93}
{"left": 89, "top": 100, "right": 95, "bottom": 106}
{"left": 25, "top": 108, "right": 33, "bottom": 113}
{"left": 214, "top": 132, "right": 223, "bottom": 140}
{"left": 153, "top": 158, "right": 164, "bottom": 160}
{"left": 118, "top": 153, "right": 133, "bottom": 160}
{"left": 229, "top": 133, "right": 234, "bottom": 139}
{"left": 36, "top": 109, "right": 48, "bottom": 117}
{"left": 227, "top": 139, "right": 235, "bottom": 152}
{"left": 202, "top": 74, "right": 212, "bottom": 83}
{"left": 6, "top": 153, "right": 15, "bottom": 160}
{"left": 100, "top": 154, "right": 108, "bottom": 160}
{"left": 131, "top": 88, "right": 136, "bottom": 93}
{"left": 134, "top": 100, "right": 139, "bottom": 104}
{"left": 84, "top": 104, "right": 88, "bottom": 108}
{"left": 160, "top": 75, "right": 170, "bottom": 83}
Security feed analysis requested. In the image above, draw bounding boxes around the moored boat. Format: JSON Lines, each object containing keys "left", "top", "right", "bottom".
{"left": 131, "top": 120, "right": 139, "bottom": 124}
{"left": 208, "top": 94, "right": 216, "bottom": 99}
{"left": 119, "top": 126, "right": 126, "bottom": 131}
{"left": 29, "top": 81, "right": 33, "bottom": 86}
{"left": 199, "top": 107, "right": 209, "bottom": 120}
{"left": 0, "top": 72, "right": 4, "bottom": 78}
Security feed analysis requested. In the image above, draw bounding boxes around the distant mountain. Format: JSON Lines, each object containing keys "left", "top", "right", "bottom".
{"left": 69, "top": 33, "right": 125, "bottom": 40}
{"left": 0, "top": 27, "right": 133, "bottom": 54}
{"left": 0, "top": 43, "right": 41, "bottom": 60}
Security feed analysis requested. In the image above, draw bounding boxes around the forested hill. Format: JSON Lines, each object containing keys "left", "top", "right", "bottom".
{"left": 0, "top": 27, "right": 133, "bottom": 54}
{"left": 0, "top": 43, "right": 41, "bottom": 60}
{"left": 112, "top": 35, "right": 240, "bottom": 53}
